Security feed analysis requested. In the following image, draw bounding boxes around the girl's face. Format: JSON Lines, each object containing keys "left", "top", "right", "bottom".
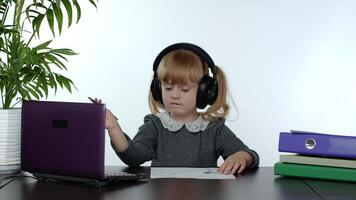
{"left": 161, "top": 80, "right": 199, "bottom": 122}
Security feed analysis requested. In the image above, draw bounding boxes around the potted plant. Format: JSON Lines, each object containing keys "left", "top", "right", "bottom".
{"left": 0, "top": 0, "right": 98, "bottom": 173}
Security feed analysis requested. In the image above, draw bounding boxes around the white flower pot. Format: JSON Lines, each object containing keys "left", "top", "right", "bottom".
{"left": 0, "top": 108, "right": 21, "bottom": 174}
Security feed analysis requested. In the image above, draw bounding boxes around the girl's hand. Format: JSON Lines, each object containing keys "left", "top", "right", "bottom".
{"left": 218, "top": 151, "right": 253, "bottom": 175}
{"left": 105, "top": 108, "right": 120, "bottom": 132}
{"left": 89, "top": 97, "right": 102, "bottom": 104}
{"left": 89, "top": 98, "right": 119, "bottom": 131}
{"left": 89, "top": 97, "right": 128, "bottom": 151}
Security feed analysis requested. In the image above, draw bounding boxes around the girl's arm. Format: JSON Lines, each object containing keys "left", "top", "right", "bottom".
{"left": 112, "top": 115, "right": 158, "bottom": 166}
{"left": 91, "top": 98, "right": 129, "bottom": 152}
{"left": 105, "top": 109, "right": 129, "bottom": 152}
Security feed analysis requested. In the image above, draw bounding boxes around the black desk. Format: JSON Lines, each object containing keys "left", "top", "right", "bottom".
{"left": 1, "top": 167, "right": 355, "bottom": 200}
{"left": 304, "top": 179, "right": 356, "bottom": 200}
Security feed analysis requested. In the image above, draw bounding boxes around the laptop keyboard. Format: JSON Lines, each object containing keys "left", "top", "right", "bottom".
{"left": 104, "top": 172, "right": 147, "bottom": 181}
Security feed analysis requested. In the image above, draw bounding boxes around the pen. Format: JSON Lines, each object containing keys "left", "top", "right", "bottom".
{"left": 88, "top": 97, "right": 96, "bottom": 103}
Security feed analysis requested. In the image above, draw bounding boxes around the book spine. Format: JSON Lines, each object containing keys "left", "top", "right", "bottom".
{"left": 278, "top": 132, "right": 356, "bottom": 159}
{"left": 274, "top": 162, "right": 356, "bottom": 182}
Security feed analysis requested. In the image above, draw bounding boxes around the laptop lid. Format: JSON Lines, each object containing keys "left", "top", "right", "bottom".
{"left": 21, "top": 100, "right": 106, "bottom": 180}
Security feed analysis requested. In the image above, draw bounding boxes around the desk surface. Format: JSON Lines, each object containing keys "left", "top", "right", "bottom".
{"left": 1, "top": 167, "right": 356, "bottom": 200}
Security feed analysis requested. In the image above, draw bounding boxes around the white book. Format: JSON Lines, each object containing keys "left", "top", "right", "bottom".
{"left": 280, "top": 154, "right": 356, "bottom": 169}
{"left": 150, "top": 167, "right": 236, "bottom": 179}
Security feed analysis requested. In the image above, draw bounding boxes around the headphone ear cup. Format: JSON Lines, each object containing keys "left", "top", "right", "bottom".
{"left": 196, "top": 75, "right": 218, "bottom": 109}
{"left": 150, "top": 78, "right": 163, "bottom": 104}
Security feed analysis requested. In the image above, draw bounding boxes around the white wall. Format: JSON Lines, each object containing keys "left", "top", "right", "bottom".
{"left": 43, "top": 0, "right": 356, "bottom": 166}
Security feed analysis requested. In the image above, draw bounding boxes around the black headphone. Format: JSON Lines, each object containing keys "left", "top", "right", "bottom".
{"left": 150, "top": 43, "right": 218, "bottom": 109}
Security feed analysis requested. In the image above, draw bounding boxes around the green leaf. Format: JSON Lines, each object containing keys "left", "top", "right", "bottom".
{"left": 39, "top": 58, "right": 52, "bottom": 72}
{"left": 88, "top": 0, "right": 97, "bottom": 9}
{"left": 32, "top": 14, "right": 45, "bottom": 38}
{"left": 72, "top": 0, "right": 81, "bottom": 23}
{"left": 39, "top": 73, "right": 48, "bottom": 98}
{"left": 45, "top": 54, "right": 66, "bottom": 70}
{"left": 0, "top": 0, "right": 7, "bottom": 13}
{"left": 61, "top": 75, "right": 72, "bottom": 93}
{"left": 48, "top": 73, "right": 57, "bottom": 93}
{"left": 21, "top": 70, "right": 35, "bottom": 84}
{"left": 50, "top": 52, "right": 68, "bottom": 62}
{"left": 54, "top": 73, "right": 63, "bottom": 88}
{"left": 29, "top": 82, "right": 43, "bottom": 98}
{"left": 46, "top": 9, "right": 55, "bottom": 37}
{"left": 62, "top": 0, "right": 73, "bottom": 27}
{"left": 26, "top": 85, "right": 40, "bottom": 99}
{"left": 52, "top": 3, "right": 63, "bottom": 34}
{"left": 49, "top": 48, "right": 77, "bottom": 55}
{"left": 26, "top": 3, "right": 47, "bottom": 25}
{"left": 25, "top": 9, "right": 42, "bottom": 23}
{"left": 34, "top": 40, "right": 52, "bottom": 51}
{"left": 19, "top": 89, "right": 29, "bottom": 101}
{"left": 55, "top": 0, "right": 61, "bottom": 7}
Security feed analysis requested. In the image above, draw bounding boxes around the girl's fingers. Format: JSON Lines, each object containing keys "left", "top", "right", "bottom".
{"left": 237, "top": 163, "right": 247, "bottom": 174}
{"left": 224, "top": 162, "right": 235, "bottom": 175}
{"left": 92, "top": 98, "right": 102, "bottom": 104}
{"left": 218, "top": 162, "right": 227, "bottom": 173}
{"left": 231, "top": 163, "right": 240, "bottom": 175}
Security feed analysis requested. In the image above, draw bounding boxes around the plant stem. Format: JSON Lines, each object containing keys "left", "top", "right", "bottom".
{"left": 12, "top": 99, "right": 22, "bottom": 108}
{"left": 1, "top": 91, "right": 4, "bottom": 108}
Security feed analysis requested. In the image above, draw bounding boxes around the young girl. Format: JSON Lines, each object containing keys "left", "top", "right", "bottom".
{"left": 97, "top": 43, "right": 259, "bottom": 175}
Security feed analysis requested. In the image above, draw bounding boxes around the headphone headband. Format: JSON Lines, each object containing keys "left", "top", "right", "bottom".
{"left": 152, "top": 43, "right": 216, "bottom": 76}
{"left": 150, "top": 43, "right": 218, "bottom": 108}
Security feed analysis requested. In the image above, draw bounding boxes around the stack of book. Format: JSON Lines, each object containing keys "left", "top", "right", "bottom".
{"left": 274, "top": 130, "right": 356, "bottom": 182}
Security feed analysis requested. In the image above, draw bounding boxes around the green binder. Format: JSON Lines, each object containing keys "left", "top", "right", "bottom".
{"left": 274, "top": 162, "right": 356, "bottom": 182}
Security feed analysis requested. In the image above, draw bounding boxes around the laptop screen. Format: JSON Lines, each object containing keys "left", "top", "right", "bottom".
{"left": 21, "top": 100, "right": 106, "bottom": 180}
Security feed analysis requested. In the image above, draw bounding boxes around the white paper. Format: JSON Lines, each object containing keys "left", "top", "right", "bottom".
{"left": 150, "top": 167, "right": 236, "bottom": 179}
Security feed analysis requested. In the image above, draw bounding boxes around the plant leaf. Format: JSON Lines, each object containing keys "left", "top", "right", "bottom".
{"left": 24, "top": 85, "right": 40, "bottom": 99}
{"left": 38, "top": 73, "right": 48, "bottom": 98}
{"left": 46, "top": 9, "right": 55, "bottom": 37}
{"left": 49, "top": 48, "right": 77, "bottom": 55}
{"left": 61, "top": 75, "right": 72, "bottom": 93}
{"left": 52, "top": 3, "right": 63, "bottom": 34}
{"left": 88, "top": 0, "right": 97, "bottom": 9}
{"left": 29, "top": 82, "right": 43, "bottom": 98}
{"left": 34, "top": 40, "right": 52, "bottom": 51}
{"left": 54, "top": 73, "right": 63, "bottom": 88}
{"left": 61, "top": 0, "right": 73, "bottom": 28}
{"left": 55, "top": 0, "right": 61, "bottom": 7}
{"left": 48, "top": 73, "right": 57, "bottom": 93}
{"left": 25, "top": 9, "right": 41, "bottom": 23}
{"left": 45, "top": 53, "right": 67, "bottom": 70}
{"left": 32, "top": 14, "right": 45, "bottom": 38}
{"left": 72, "top": 0, "right": 81, "bottom": 23}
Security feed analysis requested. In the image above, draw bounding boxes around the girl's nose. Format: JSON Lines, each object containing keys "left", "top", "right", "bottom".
{"left": 171, "top": 88, "right": 181, "bottom": 98}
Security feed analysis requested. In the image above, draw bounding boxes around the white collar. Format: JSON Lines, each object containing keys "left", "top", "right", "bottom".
{"left": 158, "top": 112, "right": 209, "bottom": 133}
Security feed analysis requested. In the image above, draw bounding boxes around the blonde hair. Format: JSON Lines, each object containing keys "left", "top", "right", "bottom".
{"left": 149, "top": 49, "right": 230, "bottom": 122}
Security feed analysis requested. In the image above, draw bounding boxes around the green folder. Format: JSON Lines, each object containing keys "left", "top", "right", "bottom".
{"left": 274, "top": 162, "right": 356, "bottom": 182}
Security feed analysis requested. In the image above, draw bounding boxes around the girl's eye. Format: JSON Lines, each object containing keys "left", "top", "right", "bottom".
{"left": 165, "top": 87, "right": 172, "bottom": 91}
{"left": 182, "top": 88, "right": 190, "bottom": 92}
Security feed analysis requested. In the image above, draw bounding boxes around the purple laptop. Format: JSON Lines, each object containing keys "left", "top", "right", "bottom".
{"left": 21, "top": 100, "right": 145, "bottom": 184}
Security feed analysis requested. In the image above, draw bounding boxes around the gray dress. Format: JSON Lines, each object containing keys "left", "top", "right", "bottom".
{"left": 112, "top": 113, "right": 259, "bottom": 168}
